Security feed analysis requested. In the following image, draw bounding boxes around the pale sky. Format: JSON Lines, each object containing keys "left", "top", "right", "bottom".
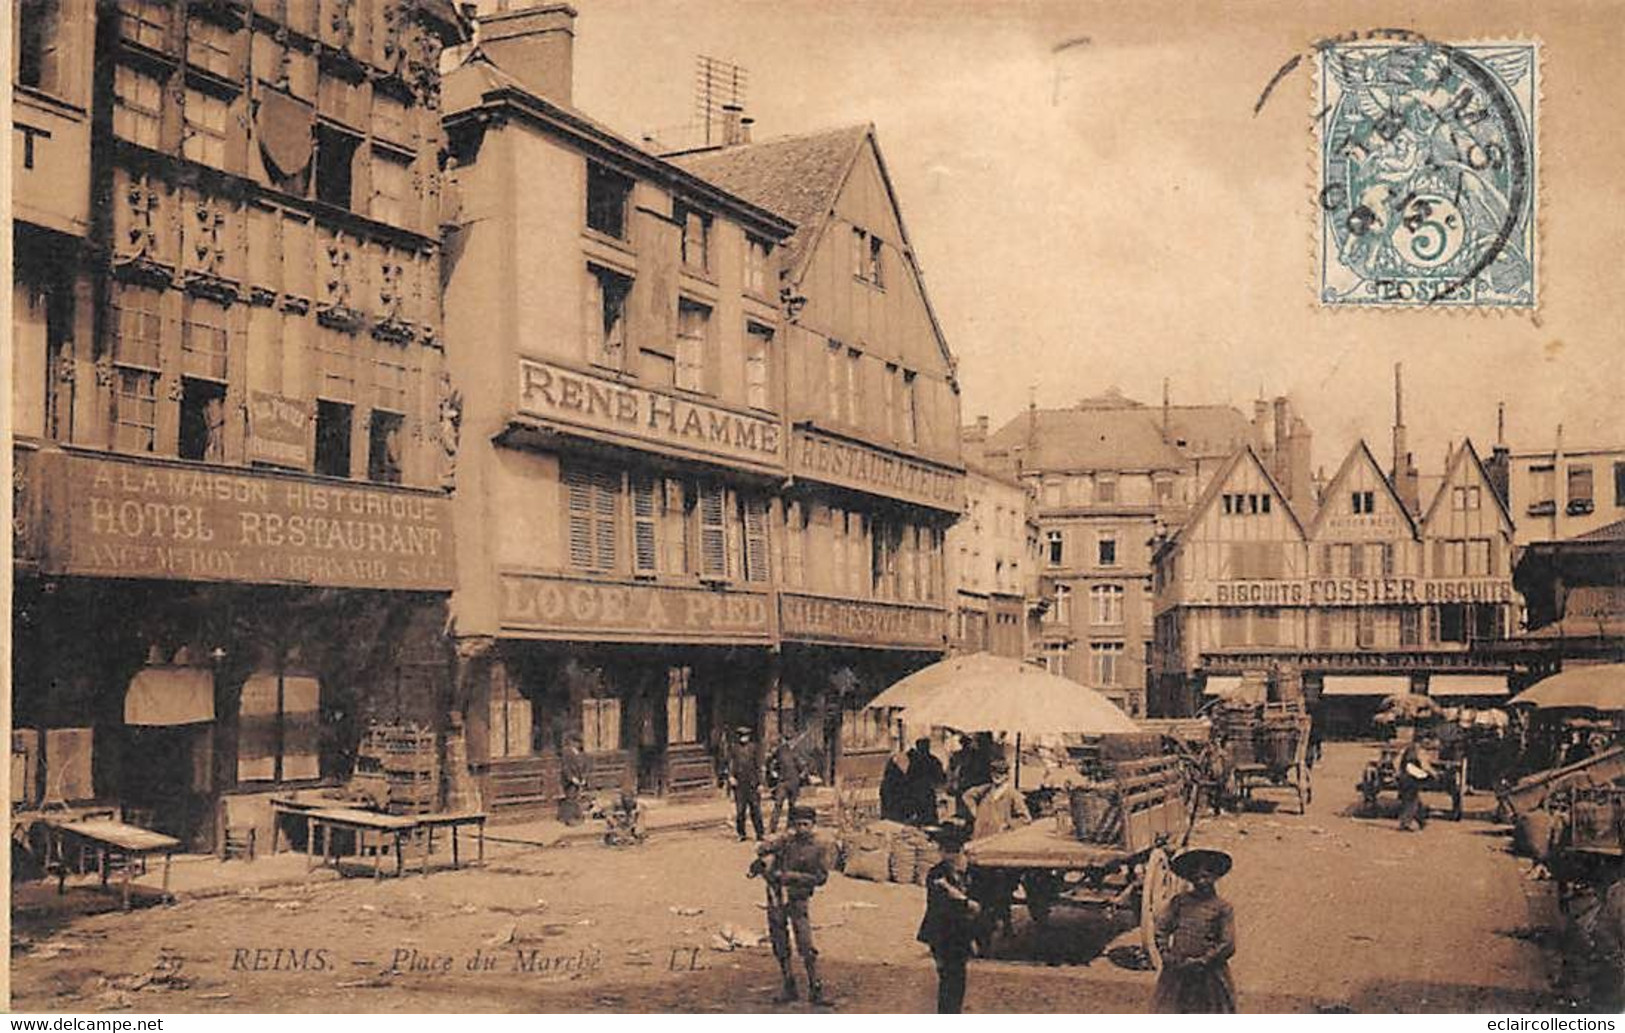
{"left": 528, "top": 0, "right": 1622, "bottom": 475}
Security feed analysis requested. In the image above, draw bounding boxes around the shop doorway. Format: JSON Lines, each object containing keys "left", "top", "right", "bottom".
{"left": 120, "top": 724, "right": 212, "bottom": 845}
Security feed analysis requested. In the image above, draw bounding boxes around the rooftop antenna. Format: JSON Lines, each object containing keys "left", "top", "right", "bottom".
{"left": 694, "top": 55, "right": 748, "bottom": 147}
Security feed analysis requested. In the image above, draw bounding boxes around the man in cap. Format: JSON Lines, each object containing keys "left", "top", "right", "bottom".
{"left": 559, "top": 733, "right": 590, "bottom": 826}
{"left": 727, "top": 725, "right": 765, "bottom": 842}
{"left": 1152, "top": 847, "right": 1238, "bottom": 1013}
{"left": 766, "top": 732, "right": 807, "bottom": 834}
{"left": 1395, "top": 738, "right": 1432, "bottom": 832}
{"left": 917, "top": 819, "right": 980, "bottom": 1013}
{"left": 963, "top": 755, "right": 1031, "bottom": 953}
{"left": 750, "top": 803, "right": 831, "bottom": 1004}
{"left": 904, "top": 737, "right": 947, "bottom": 826}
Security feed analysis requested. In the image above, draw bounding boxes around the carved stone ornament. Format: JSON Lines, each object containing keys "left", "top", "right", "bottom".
{"left": 94, "top": 355, "right": 114, "bottom": 388}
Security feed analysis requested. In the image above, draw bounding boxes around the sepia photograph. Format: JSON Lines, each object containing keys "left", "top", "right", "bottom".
{"left": 6, "top": 0, "right": 1624, "bottom": 1017}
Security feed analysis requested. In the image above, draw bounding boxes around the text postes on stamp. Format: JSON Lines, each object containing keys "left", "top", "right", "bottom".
{"left": 1317, "top": 40, "right": 1538, "bottom": 309}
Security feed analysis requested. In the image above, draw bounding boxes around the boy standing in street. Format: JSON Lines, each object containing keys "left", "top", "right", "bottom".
{"left": 750, "top": 803, "right": 832, "bottom": 1004}
{"left": 917, "top": 819, "right": 980, "bottom": 1013}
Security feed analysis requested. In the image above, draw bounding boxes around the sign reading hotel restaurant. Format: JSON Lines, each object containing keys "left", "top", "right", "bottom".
{"left": 517, "top": 358, "right": 782, "bottom": 470}
{"left": 779, "top": 591, "right": 947, "bottom": 649}
{"left": 499, "top": 572, "right": 772, "bottom": 642}
{"left": 49, "top": 452, "right": 452, "bottom": 590}
{"left": 791, "top": 427, "right": 963, "bottom": 512}
{"left": 1210, "top": 577, "right": 1514, "bottom": 606}
{"left": 247, "top": 391, "right": 312, "bottom": 468}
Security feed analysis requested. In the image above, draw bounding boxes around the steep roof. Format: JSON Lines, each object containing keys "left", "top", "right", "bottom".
{"left": 1419, "top": 438, "right": 1516, "bottom": 534}
{"left": 982, "top": 403, "right": 1253, "bottom": 474}
{"left": 666, "top": 125, "right": 871, "bottom": 274}
{"left": 1184, "top": 445, "right": 1308, "bottom": 541}
{"left": 1306, "top": 439, "right": 1419, "bottom": 539}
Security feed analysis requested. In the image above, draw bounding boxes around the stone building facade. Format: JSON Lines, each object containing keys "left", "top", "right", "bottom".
{"left": 11, "top": 0, "right": 467, "bottom": 847}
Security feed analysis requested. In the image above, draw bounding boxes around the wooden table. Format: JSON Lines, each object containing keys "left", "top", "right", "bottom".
{"left": 41, "top": 818, "right": 181, "bottom": 909}
{"left": 415, "top": 811, "right": 487, "bottom": 874}
{"left": 303, "top": 808, "right": 420, "bottom": 880}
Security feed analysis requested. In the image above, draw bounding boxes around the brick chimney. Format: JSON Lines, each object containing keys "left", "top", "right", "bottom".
{"left": 479, "top": 3, "right": 577, "bottom": 105}
{"left": 720, "top": 103, "right": 752, "bottom": 146}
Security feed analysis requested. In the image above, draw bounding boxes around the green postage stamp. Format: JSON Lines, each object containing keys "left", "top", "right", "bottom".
{"left": 1317, "top": 38, "right": 1538, "bottom": 308}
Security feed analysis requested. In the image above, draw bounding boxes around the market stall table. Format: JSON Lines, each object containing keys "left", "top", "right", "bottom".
{"left": 414, "top": 811, "right": 488, "bottom": 874}
{"left": 303, "top": 808, "right": 420, "bottom": 879}
{"left": 40, "top": 817, "right": 181, "bottom": 909}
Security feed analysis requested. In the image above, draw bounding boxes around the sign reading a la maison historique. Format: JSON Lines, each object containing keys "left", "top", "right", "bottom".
{"left": 41, "top": 450, "right": 454, "bottom": 591}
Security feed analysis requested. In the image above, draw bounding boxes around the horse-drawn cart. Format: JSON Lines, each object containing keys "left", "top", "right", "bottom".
{"left": 964, "top": 752, "right": 1193, "bottom": 966}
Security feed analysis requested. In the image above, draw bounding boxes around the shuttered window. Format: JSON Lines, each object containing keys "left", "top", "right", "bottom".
{"left": 699, "top": 483, "right": 728, "bottom": 579}
{"left": 743, "top": 497, "right": 770, "bottom": 583}
{"left": 566, "top": 465, "right": 620, "bottom": 572}
{"left": 632, "top": 475, "right": 659, "bottom": 575}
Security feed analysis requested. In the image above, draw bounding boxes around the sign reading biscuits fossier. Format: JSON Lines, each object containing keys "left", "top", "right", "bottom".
{"left": 1209, "top": 577, "right": 1514, "bottom": 606}
{"left": 791, "top": 428, "right": 964, "bottom": 513}
{"left": 48, "top": 452, "right": 453, "bottom": 590}
{"left": 517, "top": 358, "right": 783, "bottom": 472}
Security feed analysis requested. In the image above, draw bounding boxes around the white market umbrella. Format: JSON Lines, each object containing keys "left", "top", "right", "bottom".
{"left": 1509, "top": 664, "right": 1625, "bottom": 712}
{"left": 879, "top": 655, "right": 1139, "bottom": 739}
{"left": 865, "top": 652, "right": 1018, "bottom": 712}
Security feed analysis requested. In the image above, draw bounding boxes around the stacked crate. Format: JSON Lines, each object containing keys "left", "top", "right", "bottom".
{"left": 358, "top": 724, "right": 440, "bottom": 815}
{"left": 1259, "top": 703, "right": 1305, "bottom": 769}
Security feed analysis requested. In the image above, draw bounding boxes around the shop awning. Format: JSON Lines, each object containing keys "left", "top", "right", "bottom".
{"left": 1321, "top": 675, "right": 1412, "bottom": 697}
{"left": 1203, "top": 676, "right": 1244, "bottom": 696}
{"left": 1429, "top": 675, "right": 1511, "bottom": 697}
{"left": 124, "top": 667, "right": 215, "bottom": 726}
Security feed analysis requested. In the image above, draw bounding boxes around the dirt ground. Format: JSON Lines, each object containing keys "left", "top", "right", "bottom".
{"left": 9, "top": 743, "right": 1570, "bottom": 1014}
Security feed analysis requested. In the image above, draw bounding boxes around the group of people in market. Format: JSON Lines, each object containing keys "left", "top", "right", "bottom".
{"left": 738, "top": 729, "right": 1238, "bottom": 1014}
{"left": 724, "top": 724, "right": 811, "bottom": 842}
{"left": 879, "top": 732, "right": 1012, "bottom": 829}
{"left": 741, "top": 789, "right": 1238, "bottom": 1013}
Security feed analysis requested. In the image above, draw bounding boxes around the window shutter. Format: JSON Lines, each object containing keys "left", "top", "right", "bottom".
{"left": 632, "top": 475, "right": 659, "bottom": 575}
{"left": 699, "top": 483, "right": 727, "bottom": 579}
{"left": 565, "top": 466, "right": 594, "bottom": 569}
{"left": 1432, "top": 540, "right": 1446, "bottom": 577}
{"left": 593, "top": 468, "right": 618, "bottom": 570}
{"left": 743, "top": 496, "right": 770, "bottom": 582}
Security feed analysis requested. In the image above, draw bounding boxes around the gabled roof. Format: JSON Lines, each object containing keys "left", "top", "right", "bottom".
{"left": 442, "top": 52, "right": 794, "bottom": 240}
{"left": 1161, "top": 405, "right": 1259, "bottom": 458}
{"left": 669, "top": 124, "right": 958, "bottom": 387}
{"left": 1176, "top": 445, "right": 1307, "bottom": 544}
{"left": 1306, "top": 439, "right": 1419, "bottom": 539}
{"left": 1419, "top": 438, "right": 1515, "bottom": 534}
{"left": 667, "top": 125, "right": 870, "bottom": 274}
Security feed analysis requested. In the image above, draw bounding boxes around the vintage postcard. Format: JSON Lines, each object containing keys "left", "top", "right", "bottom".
{"left": 7, "top": 0, "right": 1623, "bottom": 1019}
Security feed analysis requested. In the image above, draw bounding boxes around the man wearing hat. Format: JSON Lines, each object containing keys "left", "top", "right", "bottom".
{"left": 1395, "top": 738, "right": 1432, "bottom": 832}
{"left": 750, "top": 803, "right": 831, "bottom": 1004}
{"left": 963, "top": 755, "right": 1031, "bottom": 953}
{"left": 1153, "top": 847, "right": 1238, "bottom": 1013}
{"left": 766, "top": 733, "right": 808, "bottom": 834}
{"left": 917, "top": 819, "right": 980, "bottom": 1013}
{"left": 727, "top": 725, "right": 765, "bottom": 842}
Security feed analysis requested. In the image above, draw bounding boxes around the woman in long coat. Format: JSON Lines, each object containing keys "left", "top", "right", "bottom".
{"left": 1153, "top": 847, "right": 1238, "bottom": 1013}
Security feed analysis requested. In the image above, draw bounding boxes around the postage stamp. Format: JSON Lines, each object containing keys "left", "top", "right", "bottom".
{"left": 1316, "top": 39, "right": 1539, "bottom": 309}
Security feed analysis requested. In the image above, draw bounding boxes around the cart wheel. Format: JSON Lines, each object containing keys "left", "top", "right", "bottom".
{"left": 1141, "top": 848, "right": 1180, "bottom": 970}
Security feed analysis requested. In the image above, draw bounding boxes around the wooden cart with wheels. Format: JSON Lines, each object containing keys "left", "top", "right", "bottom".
{"left": 1356, "top": 739, "right": 1468, "bottom": 820}
{"left": 1228, "top": 704, "right": 1312, "bottom": 815}
{"left": 964, "top": 752, "right": 1193, "bottom": 967}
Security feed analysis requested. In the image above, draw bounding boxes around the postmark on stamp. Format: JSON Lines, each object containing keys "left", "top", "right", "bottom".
{"left": 1316, "top": 39, "right": 1538, "bottom": 309}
